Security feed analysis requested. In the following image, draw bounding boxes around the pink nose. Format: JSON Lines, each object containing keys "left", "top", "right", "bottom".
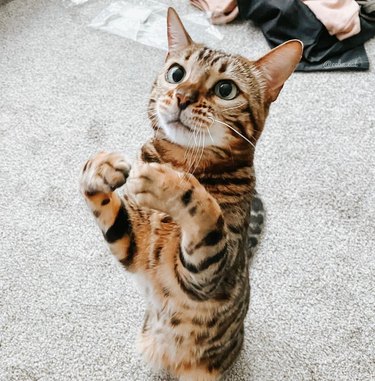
{"left": 176, "top": 89, "right": 199, "bottom": 110}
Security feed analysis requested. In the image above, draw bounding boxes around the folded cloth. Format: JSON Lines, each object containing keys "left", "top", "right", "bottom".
{"left": 357, "top": 0, "right": 375, "bottom": 22}
{"left": 303, "top": 0, "right": 360, "bottom": 40}
{"left": 238, "top": 0, "right": 375, "bottom": 71}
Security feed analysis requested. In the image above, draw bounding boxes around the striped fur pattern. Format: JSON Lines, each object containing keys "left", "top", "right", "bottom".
{"left": 80, "top": 8, "right": 301, "bottom": 381}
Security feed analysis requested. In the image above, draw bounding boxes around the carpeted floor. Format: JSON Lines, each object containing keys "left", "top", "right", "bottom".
{"left": 1, "top": 1, "right": 374, "bottom": 380}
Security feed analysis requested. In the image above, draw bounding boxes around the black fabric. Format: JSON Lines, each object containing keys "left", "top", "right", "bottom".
{"left": 238, "top": 0, "right": 375, "bottom": 71}
{"left": 357, "top": 0, "right": 375, "bottom": 22}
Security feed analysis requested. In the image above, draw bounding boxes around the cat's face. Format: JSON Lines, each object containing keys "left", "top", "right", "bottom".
{"left": 152, "top": 45, "right": 261, "bottom": 148}
{"left": 149, "top": 8, "right": 303, "bottom": 150}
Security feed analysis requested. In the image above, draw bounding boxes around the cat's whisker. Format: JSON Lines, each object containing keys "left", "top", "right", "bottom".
{"left": 148, "top": 110, "right": 164, "bottom": 139}
{"left": 184, "top": 123, "right": 197, "bottom": 162}
{"left": 183, "top": 127, "right": 195, "bottom": 165}
{"left": 183, "top": 144, "right": 194, "bottom": 174}
{"left": 184, "top": 125, "right": 199, "bottom": 176}
{"left": 151, "top": 119, "right": 163, "bottom": 138}
{"left": 187, "top": 139, "right": 199, "bottom": 175}
{"left": 182, "top": 118, "right": 207, "bottom": 177}
{"left": 188, "top": 127, "right": 196, "bottom": 148}
{"left": 185, "top": 134, "right": 195, "bottom": 159}
{"left": 193, "top": 125, "right": 199, "bottom": 146}
{"left": 188, "top": 127, "right": 202, "bottom": 175}
{"left": 148, "top": 107, "right": 160, "bottom": 116}
{"left": 193, "top": 130, "right": 205, "bottom": 174}
{"left": 198, "top": 128, "right": 205, "bottom": 161}
{"left": 206, "top": 119, "right": 215, "bottom": 144}
{"left": 149, "top": 116, "right": 157, "bottom": 121}
{"left": 208, "top": 116, "right": 255, "bottom": 149}
{"left": 190, "top": 129, "right": 202, "bottom": 175}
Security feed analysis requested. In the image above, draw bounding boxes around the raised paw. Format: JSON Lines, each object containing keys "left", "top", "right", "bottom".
{"left": 126, "top": 163, "right": 189, "bottom": 214}
{"left": 80, "top": 152, "right": 131, "bottom": 196}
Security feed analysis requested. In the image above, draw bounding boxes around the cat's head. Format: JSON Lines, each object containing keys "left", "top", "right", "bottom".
{"left": 149, "top": 8, "right": 302, "bottom": 150}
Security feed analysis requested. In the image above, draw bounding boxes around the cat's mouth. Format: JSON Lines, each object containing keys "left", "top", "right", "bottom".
{"left": 167, "top": 118, "right": 194, "bottom": 132}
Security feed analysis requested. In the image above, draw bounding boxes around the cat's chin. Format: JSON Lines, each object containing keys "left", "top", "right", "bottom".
{"left": 157, "top": 118, "right": 205, "bottom": 148}
{"left": 167, "top": 120, "right": 194, "bottom": 132}
{"left": 158, "top": 117, "right": 226, "bottom": 148}
{"left": 160, "top": 120, "right": 197, "bottom": 147}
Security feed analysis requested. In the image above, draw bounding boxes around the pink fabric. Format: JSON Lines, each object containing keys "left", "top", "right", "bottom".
{"left": 302, "top": 0, "right": 361, "bottom": 40}
{"left": 190, "top": 0, "right": 239, "bottom": 24}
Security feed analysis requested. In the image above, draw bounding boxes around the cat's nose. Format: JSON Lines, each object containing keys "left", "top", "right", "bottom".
{"left": 176, "top": 89, "right": 199, "bottom": 110}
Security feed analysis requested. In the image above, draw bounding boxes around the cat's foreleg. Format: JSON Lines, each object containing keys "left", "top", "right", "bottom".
{"left": 127, "top": 163, "right": 228, "bottom": 298}
{"left": 80, "top": 152, "right": 137, "bottom": 268}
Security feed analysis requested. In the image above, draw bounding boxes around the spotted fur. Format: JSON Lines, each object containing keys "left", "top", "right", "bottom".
{"left": 80, "top": 8, "right": 302, "bottom": 381}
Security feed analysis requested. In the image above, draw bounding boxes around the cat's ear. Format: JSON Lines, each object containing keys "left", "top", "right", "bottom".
{"left": 167, "top": 7, "right": 193, "bottom": 53}
{"left": 254, "top": 40, "right": 303, "bottom": 103}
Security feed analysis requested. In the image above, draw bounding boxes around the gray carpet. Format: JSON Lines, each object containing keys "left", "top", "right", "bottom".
{"left": 1, "top": 1, "right": 374, "bottom": 380}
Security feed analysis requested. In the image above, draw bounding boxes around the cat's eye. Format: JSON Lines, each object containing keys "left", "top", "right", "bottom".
{"left": 166, "top": 64, "right": 186, "bottom": 84}
{"left": 214, "top": 80, "right": 238, "bottom": 100}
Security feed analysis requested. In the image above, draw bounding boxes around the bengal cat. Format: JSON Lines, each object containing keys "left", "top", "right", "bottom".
{"left": 79, "top": 8, "right": 302, "bottom": 381}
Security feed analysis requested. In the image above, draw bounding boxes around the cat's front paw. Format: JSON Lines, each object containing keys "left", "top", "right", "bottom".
{"left": 80, "top": 152, "right": 131, "bottom": 196}
{"left": 126, "top": 163, "right": 185, "bottom": 213}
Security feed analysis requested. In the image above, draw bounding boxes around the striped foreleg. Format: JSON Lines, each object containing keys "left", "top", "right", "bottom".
{"left": 127, "top": 163, "right": 229, "bottom": 299}
{"left": 80, "top": 152, "right": 137, "bottom": 268}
